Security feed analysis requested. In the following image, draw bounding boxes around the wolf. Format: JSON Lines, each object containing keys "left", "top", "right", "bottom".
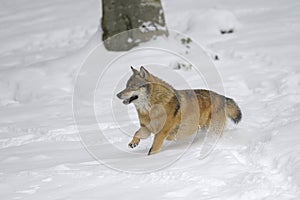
{"left": 117, "top": 66, "right": 242, "bottom": 155}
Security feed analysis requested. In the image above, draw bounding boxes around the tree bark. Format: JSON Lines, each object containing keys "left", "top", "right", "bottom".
{"left": 101, "top": 0, "right": 168, "bottom": 51}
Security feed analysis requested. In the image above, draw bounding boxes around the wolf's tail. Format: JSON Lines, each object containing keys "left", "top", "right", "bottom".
{"left": 225, "top": 97, "right": 242, "bottom": 124}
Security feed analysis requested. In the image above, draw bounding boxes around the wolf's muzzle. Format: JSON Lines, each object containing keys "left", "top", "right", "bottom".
{"left": 116, "top": 92, "right": 123, "bottom": 99}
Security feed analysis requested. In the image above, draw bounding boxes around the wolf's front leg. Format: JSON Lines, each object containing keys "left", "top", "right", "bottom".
{"left": 148, "top": 124, "right": 173, "bottom": 155}
{"left": 128, "top": 126, "right": 151, "bottom": 148}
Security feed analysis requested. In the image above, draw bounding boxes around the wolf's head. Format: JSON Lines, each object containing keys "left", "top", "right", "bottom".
{"left": 116, "top": 66, "right": 151, "bottom": 105}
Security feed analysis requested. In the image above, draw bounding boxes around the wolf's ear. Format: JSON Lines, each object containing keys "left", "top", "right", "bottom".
{"left": 140, "top": 66, "right": 149, "bottom": 79}
{"left": 131, "top": 66, "right": 139, "bottom": 75}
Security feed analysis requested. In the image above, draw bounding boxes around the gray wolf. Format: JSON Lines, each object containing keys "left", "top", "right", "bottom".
{"left": 117, "top": 66, "right": 242, "bottom": 155}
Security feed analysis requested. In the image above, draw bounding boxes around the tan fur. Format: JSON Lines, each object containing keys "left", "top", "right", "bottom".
{"left": 117, "top": 67, "right": 242, "bottom": 155}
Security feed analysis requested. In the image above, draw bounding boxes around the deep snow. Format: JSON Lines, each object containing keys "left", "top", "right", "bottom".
{"left": 0, "top": 0, "right": 300, "bottom": 199}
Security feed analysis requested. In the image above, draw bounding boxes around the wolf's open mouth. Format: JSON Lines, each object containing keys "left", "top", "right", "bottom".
{"left": 123, "top": 95, "right": 138, "bottom": 105}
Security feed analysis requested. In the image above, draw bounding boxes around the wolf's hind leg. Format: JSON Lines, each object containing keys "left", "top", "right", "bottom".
{"left": 209, "top": 110, "right": 226, "bottom": 136}
{"left": 128, "top": 127, "right": 151, "bottom": 148}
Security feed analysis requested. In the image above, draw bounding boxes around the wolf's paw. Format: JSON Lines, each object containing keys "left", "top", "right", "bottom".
{"left": 147, "top": 147, "right": 161, "bottom": 155}
{"left": 128, "top": 137, "right": 140, "bottom": 148}
{"left": 128, "top": 143, "right": 138, "bottom": 148}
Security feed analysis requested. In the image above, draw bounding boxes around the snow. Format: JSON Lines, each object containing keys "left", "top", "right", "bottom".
{"left": 1, "top": 0, "right": 300, "bottom": 199}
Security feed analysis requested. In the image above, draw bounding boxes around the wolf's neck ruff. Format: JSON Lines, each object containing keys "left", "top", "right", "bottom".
{"left": 147, "top": 73, "right": 176, "bottom": 96}
{"left": 134, "top": 73, "right": 179, "bottom": 115}
{"left": 133, "top": 85, "right": 151, "bottom": 113}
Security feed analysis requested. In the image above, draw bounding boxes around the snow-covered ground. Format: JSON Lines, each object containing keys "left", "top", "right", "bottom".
{"left": 1, "top": 0, "right": 300, "bottom": 199}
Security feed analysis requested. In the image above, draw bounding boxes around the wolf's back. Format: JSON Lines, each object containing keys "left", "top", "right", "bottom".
{"left": 225, "top": 98, "right": 242, "bottom": 124}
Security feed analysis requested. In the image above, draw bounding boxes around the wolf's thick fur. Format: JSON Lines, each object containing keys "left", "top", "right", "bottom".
{"left": 117, "top": 67, "right": 242, "bottom": 155}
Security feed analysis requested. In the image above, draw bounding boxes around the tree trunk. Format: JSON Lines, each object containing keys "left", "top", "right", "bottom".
{"left": 101, "top": 0, "right": 168, "bottom": 51}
